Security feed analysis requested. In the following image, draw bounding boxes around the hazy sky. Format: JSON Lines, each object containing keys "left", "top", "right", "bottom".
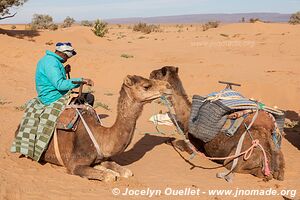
{"left": 1, "top": 0, "right": 300, "bottom": 23}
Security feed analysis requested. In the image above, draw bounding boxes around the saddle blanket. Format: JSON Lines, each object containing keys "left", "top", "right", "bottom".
{"left": 189, "top": 89, "right": 284, "bottom": 143}
{"left": 10, "top": 93, "right": 70, "bottom": 161}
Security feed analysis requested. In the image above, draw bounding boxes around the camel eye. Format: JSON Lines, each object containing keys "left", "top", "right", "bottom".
{"left": 143, "top": 84, "right": 152, "bottom": 90}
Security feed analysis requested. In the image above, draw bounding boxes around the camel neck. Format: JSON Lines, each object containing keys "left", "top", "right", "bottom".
{"left": 110, "top": 86, "right": 143, "bottom": 152}
{"left": 115, "top": 87, "right": 143, "bottom": 127}
{"left": 171, "top": 91, "right": 191, "bottom": 133}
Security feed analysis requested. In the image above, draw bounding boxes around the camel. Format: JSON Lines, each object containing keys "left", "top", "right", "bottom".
{"left": 21, "top": 75, "right": 171, "bottom": 182}
{"left": 150, "top": 66, "right": 285, "bottom": 180}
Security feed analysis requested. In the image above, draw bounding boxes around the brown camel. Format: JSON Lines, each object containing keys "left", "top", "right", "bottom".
{"left": 150, "top": 66, "right": 285, "bottom": 180}
{"left": 22, "top": 75, "right": 171, "bottom": 182}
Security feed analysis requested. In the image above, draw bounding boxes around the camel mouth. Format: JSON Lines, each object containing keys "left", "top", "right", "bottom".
{"left": 163, "top": 89, "right": 173, "bottom": 96}
{"left": 141, "top": 90, "right": 172, "bottom": 103}
{"left": 142, "top": 95, "right": 162, "bottom": 103}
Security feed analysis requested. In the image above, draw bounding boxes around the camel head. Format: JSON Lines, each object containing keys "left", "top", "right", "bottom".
{"left": 123, "top": 75, "right": 172, "bottom": 103}
{"left": 150, "top": 66, "right": 186, "bottom": 94}
{"left": 149, "top": 66, "right": 180, "bottom": 85}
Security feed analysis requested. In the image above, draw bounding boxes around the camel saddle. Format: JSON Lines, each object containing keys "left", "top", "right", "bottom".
{"left": 56, "top": 105, "right": 100, "bottom": 131}
{"left": 56, "top": 108, "right": 80, "bottom": 131}
{"left": 189, "top": 89, "right": 285, "bottom": 143}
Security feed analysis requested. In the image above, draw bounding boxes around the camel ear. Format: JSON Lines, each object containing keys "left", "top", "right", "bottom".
{"left": 175, "top": 67, "right": 179, "bottom": 73}
{"left": 124, "top": 75, "right": 135, "bottom": 87}
{"left": 161, "top": 67, "right": 167, "bottom": 76}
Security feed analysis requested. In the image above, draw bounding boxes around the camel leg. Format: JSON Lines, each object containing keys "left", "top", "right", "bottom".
{"left": 271, "top": 150, "right": 285, "bottom": 181}
{"left": 69, "top": 165, "right": 119, "bottom": 182}
{"left": 267, "top": 135, "right": 285, "bottom": 181}
{"left": 225, "top": 148, "right": 273, "bottom": 180}
{"left": 97, "top": 161, "right": 134, "bottom": 178}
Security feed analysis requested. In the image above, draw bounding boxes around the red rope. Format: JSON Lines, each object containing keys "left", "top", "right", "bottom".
{"left": 186, "top": 139, "right": 270, "bottom": 176}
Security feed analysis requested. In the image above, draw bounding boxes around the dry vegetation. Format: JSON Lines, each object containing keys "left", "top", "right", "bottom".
{"left": 80, "top": 20, "right": 94, "bottom": 27}
{"left": 202, "top": 21, "right": 219, "bottom": 31}
{"left": 289, "top": 11, "right": 300, "bottom": 24}
{"left": 92, "top": 19, "right": 109, "bottom": 37}
{"left": 61, "top": 16, "right": 75, "bottom": 28}
{"left": 29, "top": 14, "right": 58, "bottom": 30}
{"left": 133, "top": 22, "right": 161, "bottom": 34}
{"left": 249, "top": 18, "right": 261, "bottom": 23}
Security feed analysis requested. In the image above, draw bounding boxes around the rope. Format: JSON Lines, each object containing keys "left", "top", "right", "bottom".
{"left": 160, "top": 96, "right": 185, "bottom": 135}
{"left": 144, "top": 99, "right": 167, "bottom": 135}
{"left": 156, "top": 95, "right": 271, "bottom": 179}
{"left": 267, "top": 113, "right": 282, "bottom": 149}
{"left": 76, "top": 108, "right": 103, "bottom": 158}
{"left": 186, "top": 108, "right": 258, "bottom": 161}
{"left": 186, "top": 107, "right": 270, "bottom": 179}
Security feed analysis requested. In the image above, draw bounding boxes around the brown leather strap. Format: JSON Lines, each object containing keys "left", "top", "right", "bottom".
{"left": 54, "top": 129, "right": 65, "bottom": 166}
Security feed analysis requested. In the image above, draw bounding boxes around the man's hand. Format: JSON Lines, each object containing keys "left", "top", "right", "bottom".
{"left": 65, "top": 64, "right": 71, "bottom": 74}
{"left": 83, "top": 78, "right": 94, "bottom": 86}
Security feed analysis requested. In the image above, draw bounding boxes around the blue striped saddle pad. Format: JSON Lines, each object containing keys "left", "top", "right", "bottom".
{"left": 189, "top": 89, "right": 284, "bottom": 143}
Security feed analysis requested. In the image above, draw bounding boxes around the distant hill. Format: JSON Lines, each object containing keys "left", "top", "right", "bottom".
{"left": 105, "top": 13, "right": 291, "bottom": 24}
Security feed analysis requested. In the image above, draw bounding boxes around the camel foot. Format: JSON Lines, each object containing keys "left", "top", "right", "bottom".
{"left": 69, "top": 165, "right": 119, "bottom": 181}
{"left": 263, "top": 174, "right": 273, "bottom": 182}
{"left": 103, "top": 170, "right": 120, "bottom": 182}
{"left": 93, "top": 165, "right": 120, "bottom": 182}
{"left": 166, "top": 139, "right": 193, "bottom": 154}
{"left": 100, "top": 161, "right": 134, "bottom": 178}
{"left": 273, "top": 170, "right": 284, "bottom": 181}
{"left": 119, "top": 168, "right": 133, "bottom": 178}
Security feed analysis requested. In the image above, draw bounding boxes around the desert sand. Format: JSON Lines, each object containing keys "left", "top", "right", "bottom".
{"left": 0, "top": 22, "right": 299, "bottom": 200}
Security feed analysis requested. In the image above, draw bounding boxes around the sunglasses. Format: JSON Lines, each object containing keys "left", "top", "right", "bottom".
{"left": 56, "top": 42, "right": 72, "bottom": 47}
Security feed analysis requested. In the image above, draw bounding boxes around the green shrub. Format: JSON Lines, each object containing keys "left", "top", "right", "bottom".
{"left": 61, "top": 16, "right": 75, "bottom": 28}
{"left": 289, "top": 11, "right": 300, "bottom": 25}
{"left": 120, "top": 54, "right": 134, "bottom": 58}
{"left": 30, "top": 14, "right": 58, "bottom": 30}
{"left": 202, "top": 21, "right": 219, "bottom": 31}
{"left": 81, "top": 20, "right": 93, "bottom": 27}
{"left": 249, "top": 18, "right": 260, "bottom": 23}
{"left": 133, "top": 22, "right": 160, "bottom": 34}
{"left": 15, "top": 104, "right": 27, "bottom": 111}
{"left": 176, "top": 24, "right": 184, "bottom": 28}
{"left": 94, "top": 101, "right": 110, "bottom": 111}
{"left": 0, "top": 98, "right": 11, "bottom": 105}
{"left": 220, "top": 33, "right": 229, "bottom": 37}
{"left": 92, "top": 19, "right": 109, "bottom": 37}
{"left": 48, "top": 23, "right": 58, "bottom": 30}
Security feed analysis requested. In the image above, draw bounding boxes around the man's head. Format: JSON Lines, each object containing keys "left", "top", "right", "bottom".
{"left": 55, "top": 42, "right": 77, "bottom": 63}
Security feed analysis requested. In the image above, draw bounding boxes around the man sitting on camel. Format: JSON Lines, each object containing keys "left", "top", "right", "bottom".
{"left": 35, "top": 42, "right": 94, "bottom": 106}
{"left": 11, "top": 42, "right": 96, "bottom": 161}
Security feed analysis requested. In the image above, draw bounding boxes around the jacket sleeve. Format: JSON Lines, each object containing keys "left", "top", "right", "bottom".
{"left": 44, "top": 62, "right": 82, "bottom": 91}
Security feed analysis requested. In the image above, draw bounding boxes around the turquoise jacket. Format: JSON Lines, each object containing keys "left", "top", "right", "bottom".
{"left": 35, "top": 50, "right": 82, "bottom": 105}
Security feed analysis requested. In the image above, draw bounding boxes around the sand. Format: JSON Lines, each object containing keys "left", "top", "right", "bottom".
{"left": 0, "top": 23, "right": 299, "bottom": 200}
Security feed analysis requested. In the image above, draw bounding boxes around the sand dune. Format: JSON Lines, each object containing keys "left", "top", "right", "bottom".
{"left": 0, "top": 23, "right": 299, "bottom": 200}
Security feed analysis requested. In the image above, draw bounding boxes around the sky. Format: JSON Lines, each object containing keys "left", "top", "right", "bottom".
{"left": 1, "top": 0, "right": 300, "bottom": 24}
